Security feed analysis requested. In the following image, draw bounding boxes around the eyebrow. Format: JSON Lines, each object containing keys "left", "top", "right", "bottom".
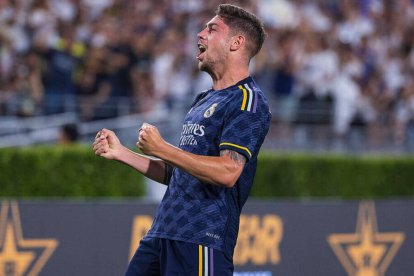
{"left": 206, "top": 23, "right": 219, "bottom": 29}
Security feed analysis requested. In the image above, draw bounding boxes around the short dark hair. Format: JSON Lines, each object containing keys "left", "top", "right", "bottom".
{"left": 62, "top": 123, "right": 79, "bottom": 142}
{"left": 215, "top": 4, "right": 266, "bottom": 58}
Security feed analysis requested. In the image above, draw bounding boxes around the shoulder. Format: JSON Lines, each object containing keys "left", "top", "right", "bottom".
{"left": 225, "top": 79, "right": 269, "bottom": 115}
{"left": 191, "top": 90, "right": 211, "bottom": 107}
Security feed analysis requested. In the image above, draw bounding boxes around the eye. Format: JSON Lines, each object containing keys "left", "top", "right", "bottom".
{"left": 208, "top": 27, "right": 216, "bottom": 33}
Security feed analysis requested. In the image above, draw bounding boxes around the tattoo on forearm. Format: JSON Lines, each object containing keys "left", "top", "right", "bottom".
{"left": 164, "top": 163, "right": 173, "bottom": 184}
{"left": 220, "top": 150, "right": 246, "bottom": 166}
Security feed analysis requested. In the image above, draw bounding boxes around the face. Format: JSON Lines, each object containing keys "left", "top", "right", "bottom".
{"left": 196, "top": 16, "right": 232, "bottom": 73}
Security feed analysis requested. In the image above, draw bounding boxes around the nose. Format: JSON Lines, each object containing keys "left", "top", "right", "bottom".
{"left": 197, "top": 28, "right": 206, "bottom": 40}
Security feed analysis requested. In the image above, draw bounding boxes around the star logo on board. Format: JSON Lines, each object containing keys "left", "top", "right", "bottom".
{"left": 327, "top": 201, "right": 405, "bottom": 276}
{"left": 0, "top": 201, "right": 58, "bottom": 275}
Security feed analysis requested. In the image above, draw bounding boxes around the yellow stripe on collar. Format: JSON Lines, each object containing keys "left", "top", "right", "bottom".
{"left": 238, "top": 85, "right": 248, "bottom": 111}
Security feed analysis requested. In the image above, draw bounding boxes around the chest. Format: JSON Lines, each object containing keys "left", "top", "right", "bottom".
{"left": 178, "top": 93, "right": 230, "bottom": 150}
{"left": 185, "top": 93, "right": 229, "bottom": 126}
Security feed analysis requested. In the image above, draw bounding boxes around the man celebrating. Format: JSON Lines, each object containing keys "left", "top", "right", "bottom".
{"left": 93, "top": 4, "right": 271, "bottom": 275}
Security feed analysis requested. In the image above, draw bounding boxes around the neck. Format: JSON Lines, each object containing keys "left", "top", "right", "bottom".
{"left": 205, "top": 53, "right": 250, "bottom": 90}
{"left": 210, "top": 65, "right": 250, "bottom": 90}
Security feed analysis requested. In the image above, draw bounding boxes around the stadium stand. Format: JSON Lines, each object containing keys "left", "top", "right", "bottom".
{"left": 1, "top": 0, "right": 414, "bottom": 153}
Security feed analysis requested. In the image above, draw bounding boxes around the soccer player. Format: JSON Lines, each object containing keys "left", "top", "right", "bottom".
{"left": 93, "top": 4, "right": 271, "bottom": 275}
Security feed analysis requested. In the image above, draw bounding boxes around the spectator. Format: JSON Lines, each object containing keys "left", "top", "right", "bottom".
{"left": 36, "top": 24, "right": 85, "bottom": 114}
{"left": 270, "top": 30, "right": 299, "bottom": 123}
{"left": 75, "top": 51, "right": 111, "bottom": 121}
{"left": 0, "top": 0, "right": 414, "bottom": 151}
{"left": 2, "top": 52, "right": 43, "bottom": 117}
{"left": 394, "top": 79, "right": 414, "bottom": 145}
{"left": 58, "top": 123, "right": 79, "bottom": 144}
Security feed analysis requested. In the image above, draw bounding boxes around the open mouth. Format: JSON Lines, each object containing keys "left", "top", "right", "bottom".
{"left": 197, "top": 43, "right": 207, "bottom": 60}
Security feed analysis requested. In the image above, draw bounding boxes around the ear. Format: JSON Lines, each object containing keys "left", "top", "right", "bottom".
{"left": 230, "top": 35, "right": 245, "bottom": 51}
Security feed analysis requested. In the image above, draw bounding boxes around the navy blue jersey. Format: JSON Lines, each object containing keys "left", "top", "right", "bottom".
{"left": 147, "top": 76, "right": 271, "bottom": 258}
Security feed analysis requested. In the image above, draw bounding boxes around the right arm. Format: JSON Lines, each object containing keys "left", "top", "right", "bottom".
{"left": 92, "top": 128, "right": 172, "bottom": 185}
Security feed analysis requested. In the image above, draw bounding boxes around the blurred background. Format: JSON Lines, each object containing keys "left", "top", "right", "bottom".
{"left": 1, "top": 0, "right": 414, "bottom": 275}
{"left": 1, "top": 0, "right": 414, "bottom": 153}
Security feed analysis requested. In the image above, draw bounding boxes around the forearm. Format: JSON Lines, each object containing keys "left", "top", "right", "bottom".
{"left": 116, "top": 146, "right": 169, "bottom": 184}
{"left": 157, "top": 143, "right": 241, "bottom": 187}
{"left": 136, "top": 123, "right": 243, "bottom": 187}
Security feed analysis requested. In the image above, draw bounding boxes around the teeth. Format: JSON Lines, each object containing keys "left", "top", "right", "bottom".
{"left": 198, "top": 44, "right": 206, "bottom": 51}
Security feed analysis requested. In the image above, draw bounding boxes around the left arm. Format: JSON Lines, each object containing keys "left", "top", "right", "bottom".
{"left": 137, "top": 123, "right": 246, "bottom": 188}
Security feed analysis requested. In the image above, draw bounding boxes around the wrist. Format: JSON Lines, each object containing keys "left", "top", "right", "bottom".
{"left": 114, "top": 145, "right": 129, "bottom": 161}
{"left": 155, "top": 141, "right": 177, "bottom": 162}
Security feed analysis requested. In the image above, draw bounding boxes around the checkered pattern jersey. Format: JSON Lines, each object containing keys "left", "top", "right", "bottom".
{"left": 146, "top": 76, "right": 272, "bottom": 258}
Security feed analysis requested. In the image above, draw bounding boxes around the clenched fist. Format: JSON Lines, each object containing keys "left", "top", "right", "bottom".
{"left": 136, "top": 123, "right": 166, "bottom": 157}
{"left": 92, "top": 128, "right": 122, "bottom": 160}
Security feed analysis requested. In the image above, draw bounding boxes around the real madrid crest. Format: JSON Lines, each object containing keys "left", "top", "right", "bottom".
{"left": 204, "top": 103, "right": 218, "bottom": 118}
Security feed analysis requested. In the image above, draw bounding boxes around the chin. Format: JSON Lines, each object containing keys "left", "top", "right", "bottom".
{"left": 198, "top": 62, "right": 207, "bottom": 72}
{"left": 198, "top": 61, "right": 212, "bottom": 73}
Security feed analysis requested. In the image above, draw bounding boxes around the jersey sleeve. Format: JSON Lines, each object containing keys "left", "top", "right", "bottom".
{"left": 219, "top": 85, "right": 270, "bottom": 160}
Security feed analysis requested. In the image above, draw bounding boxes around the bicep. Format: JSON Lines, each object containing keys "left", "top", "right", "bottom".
{"left": 220, "top": 149, "right": 246, "bottom": 167}
{"left": 217, "top": 149, "right": 246, "bottom": 187}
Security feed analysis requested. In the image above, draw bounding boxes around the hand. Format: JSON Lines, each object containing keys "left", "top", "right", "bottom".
{"left": 92, "top": 128, "right": 123, "bottom": 160}
{"left": 136, "top": 123, "right": 166, "bottom": 157}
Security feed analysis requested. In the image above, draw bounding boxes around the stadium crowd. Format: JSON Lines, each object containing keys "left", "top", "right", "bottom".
{"left": 1, "top": 0, "right": 414, "bottom": 145}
